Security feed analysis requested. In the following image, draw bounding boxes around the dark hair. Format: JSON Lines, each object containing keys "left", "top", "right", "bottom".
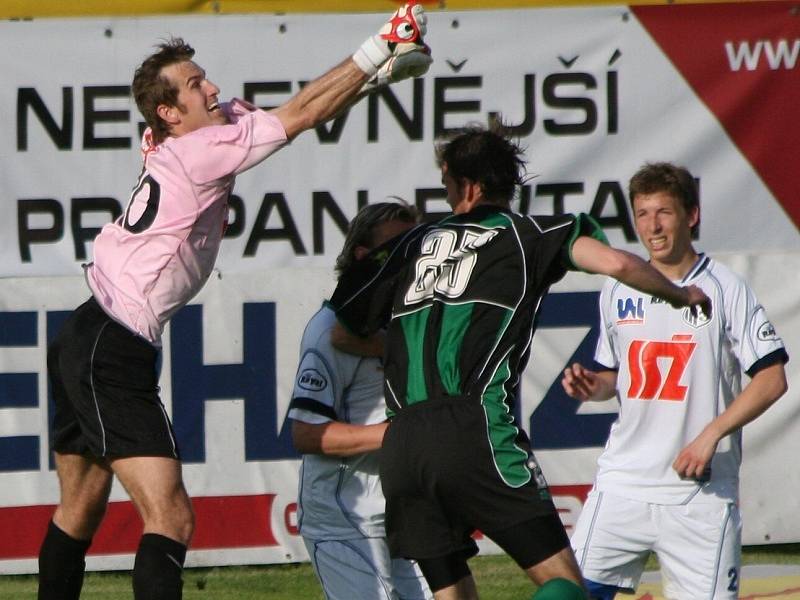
{"left": 335, "top": 200, "right": 419, "bottom": 277}
{"left": 629, "top": 162, "right": 700, "bottom": 235}
{"left": 132, "top": 37, "right": 196, "bottom": 143}
{"left": 434, "top": 122, "right": 527, "bottom": 204}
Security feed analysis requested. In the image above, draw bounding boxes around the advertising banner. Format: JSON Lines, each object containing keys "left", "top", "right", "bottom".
{"left": 1, "top": 3, "right": 798, "bottom": 573}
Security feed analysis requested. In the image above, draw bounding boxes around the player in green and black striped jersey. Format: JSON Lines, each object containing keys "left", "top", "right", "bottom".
{"left": 330, "top": 124, "right": 711, "bottom": 600}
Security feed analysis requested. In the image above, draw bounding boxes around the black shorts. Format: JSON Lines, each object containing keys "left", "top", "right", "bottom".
{"left": 380, "top": 397, "right": 569, "bottom": 565}
{"left": 48, "top": 297, "right": 178, "bottom": 459}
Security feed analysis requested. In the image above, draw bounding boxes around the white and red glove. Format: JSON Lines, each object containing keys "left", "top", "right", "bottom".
{"left": 360, "top": 41, "right": 432, "bottom": 93}
{"left": 353, "top": 2, "right": 430, "bottom": 78}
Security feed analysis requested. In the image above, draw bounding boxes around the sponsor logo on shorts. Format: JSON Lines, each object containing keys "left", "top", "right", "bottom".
{"left": 757, "top": 320, "right": 778, "bottom": 341}
{"left": 527, "top": 454, "right": 551, "bottom": 500}
{"left": 298, "top": 368, "right": 327, "bottom": 392}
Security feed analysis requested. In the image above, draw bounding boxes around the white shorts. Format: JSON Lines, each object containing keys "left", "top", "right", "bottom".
{"left": 571, "top": 490, "right": 742, "bottom": 600}
{"left": 303, "top": 536, "right": 433, "bottom": 600}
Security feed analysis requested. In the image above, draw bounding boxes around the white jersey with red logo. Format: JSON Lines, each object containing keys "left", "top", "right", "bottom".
{"left": 593, "top": 254, "right": 786, "bottom": 504}
{"left": 86, "top": 100, "right": 287, "bottom": 345}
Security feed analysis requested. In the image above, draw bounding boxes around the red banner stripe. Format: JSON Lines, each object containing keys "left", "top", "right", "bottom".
{"left": 0, "top": 494, "right": 277, "bottom": 560}
{"left": 632, "top": 1, "right": 800, "bottom": 232}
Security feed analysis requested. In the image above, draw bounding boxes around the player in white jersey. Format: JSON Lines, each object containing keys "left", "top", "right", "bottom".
{"left": 562, "top": 162, "right": 789, "bottom": 600}
{"left": 39, "top": 9, "right": 432, "bottom": 600}
{"left": 289, "top": 202, "right": 432, "bottom": 600}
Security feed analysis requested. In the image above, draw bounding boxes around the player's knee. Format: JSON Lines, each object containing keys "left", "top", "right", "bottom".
{"left": 143, "top": 498, "right": 194, "bottom": 545}
{"left": 584, "top": 578, "right": 619, "bottom": 600}
{"left": 81, "top": 503, "right": 109, "bottom": 536}
{"left": 55, "top": 501, "right": 108, "bottom": 540}
{"left": 169, "top": 502, "right": 195, "bottom": 545}
{"left": 417, "top": 551, "right": 472, "bottom": 592}
{"left": 531, "top": 577, "right": 587, "bottom": 600}
{"left": 175, "top": 510, "right": 194, "bottom": 545}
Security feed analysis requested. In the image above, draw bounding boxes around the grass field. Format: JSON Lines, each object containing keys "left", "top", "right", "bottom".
{"left": 3, "top": 544, "right": 799, "bottom": 599}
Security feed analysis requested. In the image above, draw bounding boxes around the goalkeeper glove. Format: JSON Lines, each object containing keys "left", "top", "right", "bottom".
{"left": 352, "top": 2, "right": 428, "bottom": 77}
{"left": 360, "top": 43, "right": 432, "bottom": 93}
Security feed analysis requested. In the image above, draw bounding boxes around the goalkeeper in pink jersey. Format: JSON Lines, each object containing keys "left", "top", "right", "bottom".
{"left": 562, "top": 162, "right": 788, "bottom": 600}
{"left": 38, "top": 7, "right": 431, "bottom": 600}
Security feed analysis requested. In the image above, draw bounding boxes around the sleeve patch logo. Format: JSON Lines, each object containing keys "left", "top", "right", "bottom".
{"left": 757, "top": 321, "right": 778, "bottom": 341}
{"left": 298, "top": 368, "right": 328, "bottom": 392}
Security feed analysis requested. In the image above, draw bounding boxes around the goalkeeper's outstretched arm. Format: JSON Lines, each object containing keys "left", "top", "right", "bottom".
{"left": 270, "top": 2, "right": 431, "bottom": 139}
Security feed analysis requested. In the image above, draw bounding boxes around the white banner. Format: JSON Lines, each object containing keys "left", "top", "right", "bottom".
{"left": 1, "top": 5, "right": 798, "bottom": 573}
{"left": 2, "top": 7, "right": 798, "bottom": 279}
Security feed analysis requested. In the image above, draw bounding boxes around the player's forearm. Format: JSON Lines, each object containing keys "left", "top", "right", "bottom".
{"left": 610, "top": 253, "right": 689, "bottom": 307}
{"left": 573, "top": 239, "right": 676, "bottom": 304}
{"left": 271, "top": 59, "right": 368, "bottom": 139}
{"left": 272, "top": 4, "right": 429, "bottom": 139}
{"left": 703, "top": 363, "right": 787, "bottom": 443}
{"left": 577, "top": 240, "right": 689, "bottom": 307}
{"left": 292, "top": 420, "right": 388, "bottom": 457}
{"left": 317, "top": 421, "right": 389, "bottom": 456}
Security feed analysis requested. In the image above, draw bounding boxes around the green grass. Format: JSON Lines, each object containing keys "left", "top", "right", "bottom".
{"left": 4, "top": 545, "right": 799, "bottom": 599}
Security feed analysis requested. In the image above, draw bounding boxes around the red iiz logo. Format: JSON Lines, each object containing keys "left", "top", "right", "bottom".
{"left": 627, "top": 334, "right": 696, "bottom": 401}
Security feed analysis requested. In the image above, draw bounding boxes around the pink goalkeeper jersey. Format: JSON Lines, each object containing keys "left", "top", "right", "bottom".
{"left": 593, "top": 254, "right": 786, "bottom": 504}
{"left": 86, "top": 99, "right": 287, "bottom": 345}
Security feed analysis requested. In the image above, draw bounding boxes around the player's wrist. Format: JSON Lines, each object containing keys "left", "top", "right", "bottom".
{"left": 682, "top": 286, "right": 692, "bottom": 306}
{"left": 668, "top": 285, "right": 690, "bottom": 308}
{"left": 703, "top": 418, "right": 728, "bottom": 443}
{"left": 352, "top": 35, "right": 391, "bottom": 76}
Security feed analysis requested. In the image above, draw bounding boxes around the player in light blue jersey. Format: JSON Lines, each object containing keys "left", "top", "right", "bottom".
{"left": 289, "top": 202, "right": 432, "bottom": 600}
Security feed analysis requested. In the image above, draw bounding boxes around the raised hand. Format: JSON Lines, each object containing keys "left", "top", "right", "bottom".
{"left": 353, "top": 2, "right": 429, "bottom": 77}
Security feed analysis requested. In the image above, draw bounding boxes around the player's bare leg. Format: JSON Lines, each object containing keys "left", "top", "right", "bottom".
{"left": 38, "top": 452, "right": 113, "bottom": 600}
{"left": 112, "top": 456, "right": 194, "bottom": 599}
{"left": 524, "top": 547, "right": 587, "bottom": 599}
{"left": 52, "top": 452, "right": 114, "bottom": 537}
{"left": 111, "top": 456, "right": 193, "bottom": 542}
{"left": 432, "top": 574, "right": 479, "bottom": 600}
